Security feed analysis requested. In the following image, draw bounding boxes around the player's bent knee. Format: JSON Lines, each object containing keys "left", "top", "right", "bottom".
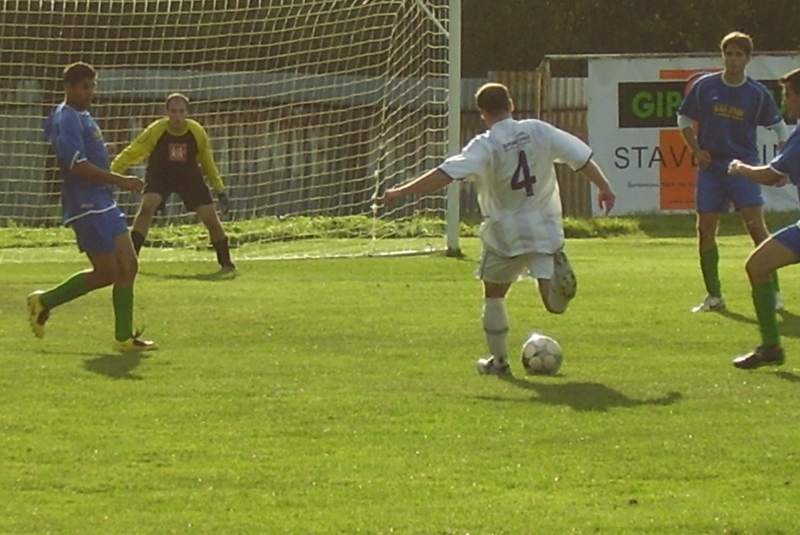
{"left": 87, "top": 270, "right": 116, "bottom": 290}
{"left": 745, "top": 258, "right": 771, "bottom": 284}
{"left": 118, "top": 259, "right": 139, "bottom": 285}
{"left": 138, "top": 195, "right": 162, "bottom": 216}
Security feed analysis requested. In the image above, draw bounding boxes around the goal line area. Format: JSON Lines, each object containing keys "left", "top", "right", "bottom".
{"left": 0, "top": 0, "right": 456, "bottom": 263}
{"left": 0, "top": 215, "right": 452, "bottom": 264}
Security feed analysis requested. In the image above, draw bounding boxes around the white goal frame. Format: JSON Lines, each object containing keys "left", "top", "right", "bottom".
{"left": 0, "top": 0, "right": 462, "bottom": 260}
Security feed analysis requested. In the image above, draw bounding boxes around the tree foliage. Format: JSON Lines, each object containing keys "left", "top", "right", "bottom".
{"left": 462, "top": 0, "right": 800, "bottom": 77}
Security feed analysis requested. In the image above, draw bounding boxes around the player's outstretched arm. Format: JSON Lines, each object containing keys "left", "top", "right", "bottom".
{"left": 381, "top": 168, "right": 452, "bottom": 206}
{"left": 72, "top": 161, "right": 144, "bottom": 192}
{"left": 728, "top": 159, "right": 788, "bottom": 186}
{"left": 577, "top": 159, "right": 616, "bottom": 215}
{"left": 110, "top": 122, "right": 161, "bottom": 173}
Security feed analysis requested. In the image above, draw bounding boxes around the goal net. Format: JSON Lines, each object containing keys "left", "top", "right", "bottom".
{"left": 0, "top": 0, "right": 452, "bottom": 263}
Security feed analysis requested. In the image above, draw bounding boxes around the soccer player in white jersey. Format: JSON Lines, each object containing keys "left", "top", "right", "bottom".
{"left": 380, "top": 83, "right": 616, "bottom": 375}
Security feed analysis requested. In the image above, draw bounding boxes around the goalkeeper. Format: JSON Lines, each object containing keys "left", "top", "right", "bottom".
{"left": 111, "top": 93, "right": 235, "bottom": 271}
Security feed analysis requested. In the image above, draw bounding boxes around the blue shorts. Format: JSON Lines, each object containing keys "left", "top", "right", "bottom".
{"left": 696, "top": 167, "right": 762, "bottom": 213}
{"left": 71, "top": 208, "right": 128, "bottom": 254}
{"left": 773, "top": 223, "right": 800, "bottom": 258}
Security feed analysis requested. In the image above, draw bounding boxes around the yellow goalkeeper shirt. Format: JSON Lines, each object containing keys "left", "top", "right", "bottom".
{"left": 111, "top": 118, "right": 225, "bottom": 194}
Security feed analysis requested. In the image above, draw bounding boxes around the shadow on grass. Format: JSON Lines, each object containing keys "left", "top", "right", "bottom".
{"left": 717, "top": 308, "right": 757, "bottom": 326}
{"left": 777, "top": 309, "right": 800, "bottom": 338}
{"left": 139, "top": 269, "right": 238, "bottom": 282}
{"left": 632, "top": 212, "right": 800, "bottom": 239}
{"left": 83, "top": 353, "right": 145, "bottom": 380}
{"left": 717, "top": 308, "right": 800, "bottom": 339}
{"left": 774, "top": 370, "right": 800, "bottom": 383}
{"left": 477, "top": 376, "right": 682, "bottom": 412}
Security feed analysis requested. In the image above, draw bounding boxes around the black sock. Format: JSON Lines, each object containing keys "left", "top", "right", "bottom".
{"left": 212, "top": 237, "right": 233, "bottom": 267}
{"left": 131, "top": 230, "right": 145, "bottom": 256}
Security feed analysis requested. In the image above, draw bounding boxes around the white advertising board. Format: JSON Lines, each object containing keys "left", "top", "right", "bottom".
{"left": 587, "top": 55, "right": 800, "bottom": 215}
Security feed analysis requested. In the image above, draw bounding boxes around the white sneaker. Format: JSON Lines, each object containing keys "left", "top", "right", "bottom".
{"left": 476, "top": 356, "right": 511, "bottom": 376}
{"left": 775, "top": 292, "right": 784, "bottom": 311}
{"left": 691, "top": 295, "right": 726, "bottom": 313}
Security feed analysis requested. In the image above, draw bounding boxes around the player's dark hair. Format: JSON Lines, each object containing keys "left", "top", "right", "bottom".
{"left": 475, "top": 83, "right": 511, "bottom": 115}
{"left": 63, "top": 62, "right": 96, "bottom": 86}
{"left": 165, "top": 92, "right": 190, "bottom": 110}
{"left": 779, "top": 68, "right": 800, "bottom": 95}
{"left": 720, "top": 31, "right": 753, "bottom": 55}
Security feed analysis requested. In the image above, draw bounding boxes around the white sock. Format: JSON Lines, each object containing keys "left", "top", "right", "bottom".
{"left": 483, "top": 297, "right": 509, "bottom": 362}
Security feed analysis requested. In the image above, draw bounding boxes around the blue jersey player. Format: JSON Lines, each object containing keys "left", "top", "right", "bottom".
{"left": 27, "top": 62, "right": 157, "bottom": 352}
{"left": 727, "top": 68, "right": 800, "bottom": 369}
{"left": 677, "top": 31, "right": 788, "bottom": 313}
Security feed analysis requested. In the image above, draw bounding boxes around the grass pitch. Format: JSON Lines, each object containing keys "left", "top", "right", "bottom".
{"left": 2, "top": 234, "right": 800, "bottom": 534}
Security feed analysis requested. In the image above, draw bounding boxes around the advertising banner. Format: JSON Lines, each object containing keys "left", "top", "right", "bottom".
{"left": 587, "top": 55, "right": 800, "bottom": 215}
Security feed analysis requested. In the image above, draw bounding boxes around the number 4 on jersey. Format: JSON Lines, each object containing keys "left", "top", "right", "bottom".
{"left": 510, "top": 151, "right": 536, "bottom": 196}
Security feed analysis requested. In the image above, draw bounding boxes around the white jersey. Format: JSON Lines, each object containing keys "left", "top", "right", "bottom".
{"left": 439, "top": 117, "right": 592, "bottom": 257}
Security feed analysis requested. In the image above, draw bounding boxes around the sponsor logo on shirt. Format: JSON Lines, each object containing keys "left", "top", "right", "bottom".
{"left": 502, "top": 133, "right": 531, "bottom": 151}
{"left": 169, "top": 143, "right": 188, "bottom": 162}
{"left": 712, "top": 104, "right": 745, "bottom": 120}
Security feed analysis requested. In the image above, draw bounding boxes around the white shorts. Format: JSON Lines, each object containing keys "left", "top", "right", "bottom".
{"left": 475, "top": 248, "right": 555, "bottom": 284}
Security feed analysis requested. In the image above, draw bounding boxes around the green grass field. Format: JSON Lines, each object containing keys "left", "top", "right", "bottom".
{"left": 3, "top": 229, "right": 800, "bottom": 534}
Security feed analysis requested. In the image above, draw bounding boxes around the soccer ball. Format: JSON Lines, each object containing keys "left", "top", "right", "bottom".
{"left": 521, "top": 332, "right": 563, "bottom": 375}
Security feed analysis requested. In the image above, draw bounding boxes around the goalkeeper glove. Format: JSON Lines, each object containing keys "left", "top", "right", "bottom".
{"left": 217, "top": 191, "right": 230, "bottom": 215}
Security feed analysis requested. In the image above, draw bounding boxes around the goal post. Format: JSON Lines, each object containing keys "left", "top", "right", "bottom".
{"left": 0, "top": 0, "right": 460, "bottom": 262}
{"left": 445, "top": 0, "right": 462, "bottom": 257}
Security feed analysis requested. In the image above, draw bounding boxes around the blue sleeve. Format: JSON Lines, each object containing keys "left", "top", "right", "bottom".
{"left": 677, "top": 83, "right": 699, "bottom": 120}
{"left": 53, "top": 110, "right": 87, "bottom": 169}
{"left": 771, "top": 131, "right": 800, "bottom": 185}
{"left": 757, "top": 87, "right": 783, "bottom": 127}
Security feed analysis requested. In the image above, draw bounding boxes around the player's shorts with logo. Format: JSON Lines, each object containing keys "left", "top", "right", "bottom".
{"left": 695, "top": 166, "right": 762, "bottom": 213}
{"left": 71, "top": 208, "right": 129, "bottom": 254}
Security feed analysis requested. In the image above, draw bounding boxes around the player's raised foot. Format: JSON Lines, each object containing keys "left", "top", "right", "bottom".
{"left": 775, "top": 292, "right": 785, "bottom": 311}
{"left": 691, "top": 295, "right": 726, "bottom": 313}
{"left": 552, "top": 249, "right": 577, "bottom": 300}
{"left": 113, "top": 331, "right": 159, "bottom": 353}
{"left": 27, "top": 290, "right": 50, "bottom": 338}
{"left": 476, "top": 356, "right": 511, "bottom": 376}
{"left": 732, "top": 345, "right": 785, "bottom": 370}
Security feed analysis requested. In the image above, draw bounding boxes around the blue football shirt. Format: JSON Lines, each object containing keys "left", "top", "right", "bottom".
{"left": 770, "top": 126, "right": 800, "bottom": 186}
{"left": 44, "top": 103, "right": 117, "bottom": 225}
{"left": 678, "top": 72, "right": 783, "bottom": 173}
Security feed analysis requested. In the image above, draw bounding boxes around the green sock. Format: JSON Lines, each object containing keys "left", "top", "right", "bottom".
{"left": 772, "top": 270, "right": 781, "bottom": 293}
{"left": 700, "top": 246, "right": 721, "bottom": 297}
{"left": 40, "top": 272, "right": 91, "bottom": 310}
{"left": 113, "top": 285, "right": 134, "bottom": 342}
{"left": 752, "top": 281, "right": 780, "bottom": 346}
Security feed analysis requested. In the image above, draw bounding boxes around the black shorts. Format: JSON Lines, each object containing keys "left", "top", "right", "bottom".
{"left": 144, "top": 172, "right": 213, "bottom": 212}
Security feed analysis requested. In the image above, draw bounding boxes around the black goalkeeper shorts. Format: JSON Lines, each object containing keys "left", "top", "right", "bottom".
{"left": 144, "top": 172, "right": 213, "bottom": 212}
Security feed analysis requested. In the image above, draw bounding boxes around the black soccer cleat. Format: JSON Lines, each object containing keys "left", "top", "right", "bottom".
{"left": 732, "top": 345, "right": 785, "bottom": 370}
